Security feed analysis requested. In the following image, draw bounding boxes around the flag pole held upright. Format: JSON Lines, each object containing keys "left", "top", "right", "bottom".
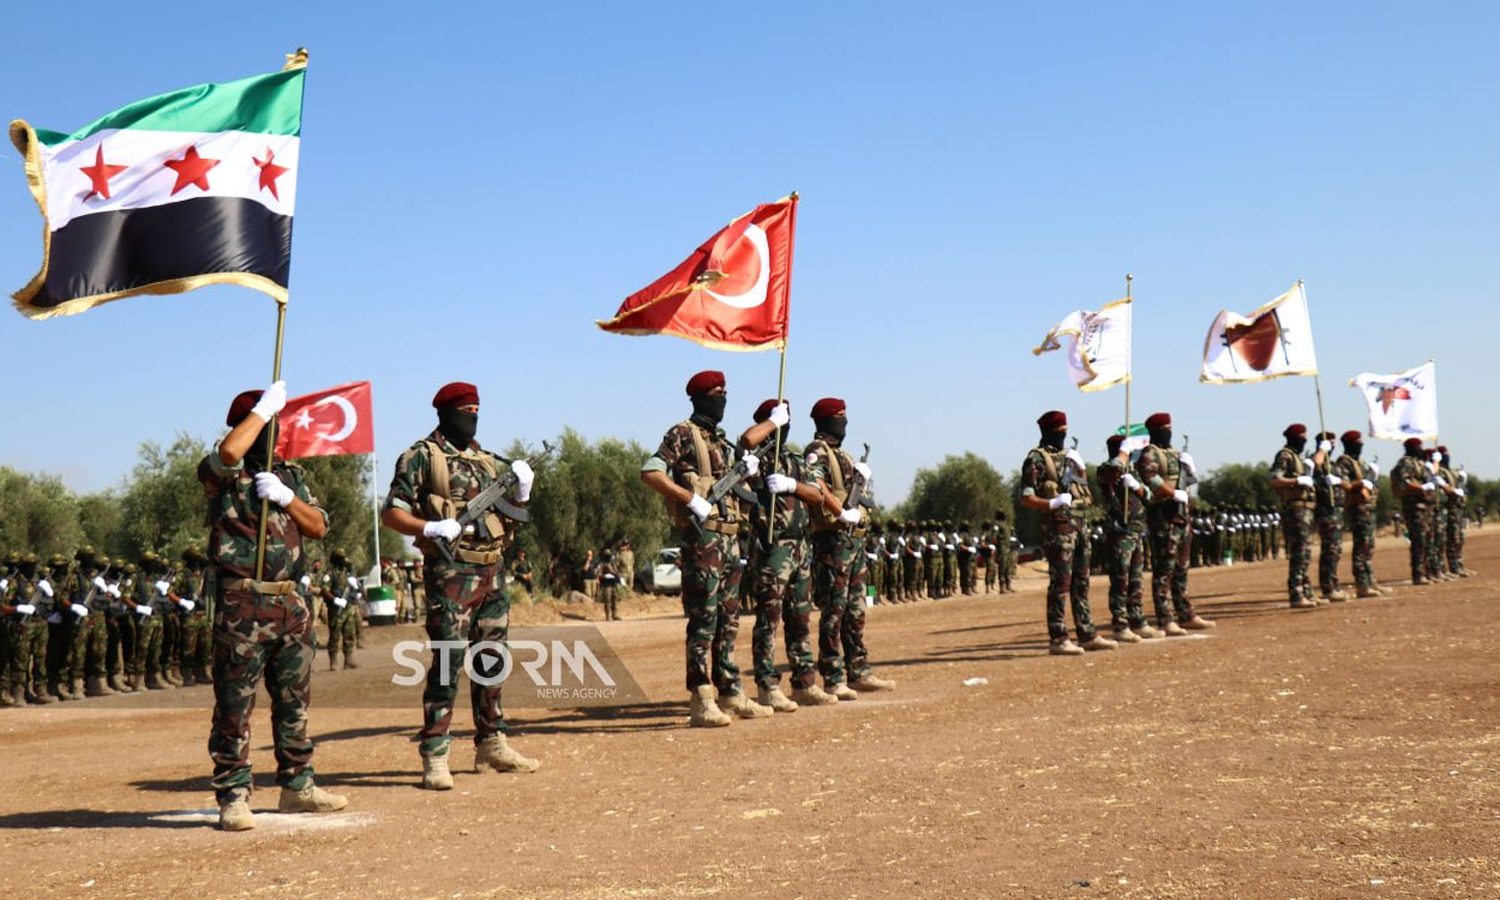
{"left": 1301, "top": 279, "right": 1328, "bottom": 438}
{"left": 764, "top": 191, "right": 797, "bottom": 547}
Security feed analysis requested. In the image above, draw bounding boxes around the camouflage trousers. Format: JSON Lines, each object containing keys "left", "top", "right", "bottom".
{"left": 1402, "top": 500, "right": 1430, "bottom": 581}
{"left": 1446, "top": 503, "right": 1466, "bottom": 572}
{"left": 68, "top": 611, "right": 108, "bottom": 681}
{"left": 1001, "top": 552, "right": 1016, "bottom": 591}
{"left": 1281, "top": 504, "right": 1315, "bottom": 603}
{"left": 106, "top": 613, "right": 134, "bottom": 677}
{"left": 162, "top": 613, "right": 182, "bottom": 673}
{"left": 1316, "top": 509, "right": 1345, "bottom": 595}
{"left": 883, "top": 557, "right": 901, "bottom": 601}
{"left": 1347, "top": 505, "right": 1376, "bottom": 589}
{"left": 46, "top": 619, "right": 75, "bottom": 686}
{"left": 1041, "top": 528, "right": 1097, "bottom": 643}
{"left": 1426, "top": 504, "right": 1446, "bottom": 578}
{"left": 180, "top": 609, "right": 211, "bottom": 673}
{"left": 680, "top": 529, "right": 743, "bottom": 694}
{"left": 983, "top": 556, "right": 997, "bottom": 592}
{"left": 1145, "top": 507, "right": 1196, "bottom": 624}
{"left": 959, "top": 555, "right": 976, "bottom": 594}
{"left": 328, "top": 603, "right": 358, "bottom": 660}
{"left": 926, "top": 555, "right": 941, "bottom": 597}
{"left": 1101, "top": 529, "right": 1147, "bottom": 631}
{"left": 811, "top": 530, "right": 871, "bottom": 685}
{"left": 750, "top": 537, "right": 816, "bottom": 690}
{"left": 903, "top": 555, "right": 923, "bottom": 600}
{"left": 599, "top": 583, "right": 618, "bottom": 619}
{"left": 209, "top": 586, "right": 316, "bottom": 804}
{"left": 130, "top": 613, "right": 164, "bottom": 677}
{"left": 419, "top": 559, "right": 513, "bottom": 757}
{"left": 945, "top": 554, "right": 959, "bottom": 594}
{"left": 8, "top": 618, "right": 48, "bottom": 693}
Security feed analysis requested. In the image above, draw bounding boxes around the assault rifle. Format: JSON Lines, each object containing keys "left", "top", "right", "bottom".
{"left": 437, "top": 441, "right": 556, "bottom": 563}
{"left": 76, "top": 564, "right": 112, "bottom": 615}
{"left": 844, "top": 443, "right": 875, "bottom": 511}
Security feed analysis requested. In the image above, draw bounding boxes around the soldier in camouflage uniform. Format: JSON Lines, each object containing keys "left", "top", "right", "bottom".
{"left": 1097, "top": 434, "right": 1160, "bottom": 641}
{"left": 130, "top": 551, "right": 172, "bottom": 690}
{"left": 922, "top": 522, "right": 940, "bottom": 599}
{"left": 0, "top": 553, "right": 15, "bottom": 707}
{"left": 804, "top": 398, "right": 896, "bottom": 696}
{"left": 1134, "top": 412, "right": 1215, "bottom": 634}
{"left": 865, "top": 523, "right": 884, "bottom": 605}
{"left": 5, "top": 553, "right": 54, "bottom": 704}
{"left": 943, "top": 520, "right": 960, "bottom": 596}
{"left": 880, "top": 521, "right": 902, "bottom": 603}
{"left": 323, "top": 549, "right": 361, "bottom": 670}
{"left": 164, "top": 548, "right": 212, "bottom": 686}
{"left": 956, "top": 522, "right": 977, "bottom": 595}
{"left": 980, "top": 523, "right": 997, "bottom": 594}
{"left": 202, "top": 382, "right": 347, "bottom": 830}
{"left": 1333, "top": 431, "right": 1385, "bottom": 598}
{"left": 902, "top": 521, "right": 924, "bottom": 601}
{"left": 1269, "top": 423, "right": 1329, "bottom": 608}
{"left": 296, "top": 557, "right": 324, "bottom": 651}
{"left": 1019, "top": 411, "right": 1116, "bottom": 655}
{"left": 997, "top": 512, "right": 1017, "bottom": 593}
{"left": 41, "top": 554, "right": 77, "bottom": 701}
{"left": 1390, "top": 438, "right": 1436, "bottom": 584}
{"left": 104, "top": 561, "right": 136, "bottom": 692}
{"left": 1311, "top": 431, "right": 1351, "bottom": 602}
{"left": 597, "top": 550, "right": 621, "bottom": 620}
{"left": 740, "top": 398, "right": 834, "bottom": 710}
{"left": 384, "top": 381, "right": 542, "bottom": 786}
{"left": 1437, "top": 447, "right": 1472, "bottom": 577}
{"left": 640, "top": 372, "right": 771, "bottom": 727}
{"left": 65, "top": 546, "right": 114, "bottom": 697}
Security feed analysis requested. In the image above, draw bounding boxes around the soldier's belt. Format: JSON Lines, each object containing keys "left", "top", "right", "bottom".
{"left": 455, "top": 548, "right": 504, "bottom": 566}
{"left": 222, "top": 578, "right": 298, "bottom": 596}
{"left": 700, "top": 518, "right": 740, "bottom": 536}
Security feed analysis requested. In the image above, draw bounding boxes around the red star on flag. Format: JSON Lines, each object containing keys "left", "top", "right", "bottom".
{"left": 253, "top": 147, "right": 290, "bottom": 200}
{"left": 80, "top": 144, "right": 128, "bottom": 200}
{"left": 163, "top": 145, "right": 220, "bottom": 195}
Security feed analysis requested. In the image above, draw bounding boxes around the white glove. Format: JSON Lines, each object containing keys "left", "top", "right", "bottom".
{"left": 70, "top": 603, "right": 88, "bottom": 618}
{"left": 1122, "top": 473, "right": 1142, "bottom": 491}
{"left": 1435, "top": 476, "right": 1448, "bottom": 488}
{"left": 155, "top": 580, "right": 171, "bottom": 596}
{"left": 1422, "top": 482, "right": 1436, "bottom": 492}
{"left": 93, "top": 576, "right": 108, "bottom": 591}
{"left": 1361, "top": 479, "right": 1375, "bottom": 491}
{"left": 0, "top": 578, "right": 7, "bottom": 593}
{"left": 346, "top": 576, "right": 360, "bottom": 589}
{"left": 299, "top": 574, "right": 312, "bottom": 588}
{"left": 333, "top": 597, "right": 348, "bottom": 608}
{"left": 1173, "top": 489, "right": 1190, "bottom": 504}
{"left": 249, "top": 380, "right": 288, "bottom": 422}
{"left": 177, "top": 599, "right": 196, "bottom": 612}
{"left": 37, "top": 579, "right": 53, "bottom": 598}
{"left": 511, "top": 459, "right": 535, "bottom": 502}
{"left": 1295, "top": 475, "right": 1315, "bottom": 488}
{"left": 1369, "top": 461, "right": 1380, "bottom": 477}
{"left": 1048, "top": 493, "right": 1073, "bottom": 510}
{"left": 423, "top": 519, "right": 462, "bottom": 541}
{"left": 765, "top": 473, "right": 798, "bottom": 495}
{"left": 1318, "top": 440, "right": 1334, "bottom": 454}
{"left": 686, "top": 494, "right": 713, "bottom": 523}
{"left": 107, "top": 585, "right": 121, "bottom": 599}
{"left": 854, "top": 462, "right": 872, "bottom": 481}
{"left": 838, "top": 507, "right": 864, "bottom": 525}
{"left": 866, "top": 552, "right": 878, "bottom": 561}
{"left": 1426, "top": 460, "right": 1438, "bottom": 474}
{"left": 1457, "top": 488, "right": 1467, "bottom": 498}
{"left": 1064, "top": 449, "right": 1086, "bottom": 471}
{"left": 768, "top": 401, "right": 791, "bottom": 428}
{"left": 1325, "top": 474, "right": 1341, "bottom": 487}
{"left": 135, "top": 605, "right": 153, "bottom": 617}
{"left": 741, "top": 454, "right": 760, "bottom": 477}
{"left": 16, "top": 603, "right": 37, "bottom": 615}
{"left": 254, "top": 472, "right": 295, "bottom": 508}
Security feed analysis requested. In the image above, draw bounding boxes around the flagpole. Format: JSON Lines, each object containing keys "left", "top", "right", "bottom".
{"left": 1125, "top": 273, "right": 1133, "bottom": 442}
{"left": 764, "top": 191, "right": 797, "bottom": 547}
{"left": 1301, "top": 278, "right": 1329, "bottom": 440}
{"left": 253, "top": 301, "right": 288, "bottom": 581}
{"left": 370, "top": 452, "right": 383, "bottom": 587}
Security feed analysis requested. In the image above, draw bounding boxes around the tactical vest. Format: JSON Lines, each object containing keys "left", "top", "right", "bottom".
{"left": 1342, "top": 458, "right": 1375, "bottom": 509}
{"left": 666, "top": 421, "right": 739, "bottom": 535}
{"left": 1139, "top": 445, "right": 1182, "bottom": 508}
{"left": 1271, "top": 448, "right": 1313, "bottom": 506}
{"left": 417, "top": 439, "right": 509, "bottom": 564}
{"left": 807, "top": 439, "right": 866, "bottom": 536}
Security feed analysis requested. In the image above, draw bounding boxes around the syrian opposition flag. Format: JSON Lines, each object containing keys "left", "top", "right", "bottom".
{"left": 1350, "top": 362, "right": 1438, "bottom": 441}
{"left": 1112, "top": 423, "right": 1151, "bottom": 454}
{"left": 596, "top": 195, "right": 796, "bottom": 351}
{"left": 276, "top": 381, "right": 374, "bottom": 459}
{"left": 1200, "top": 282, "right": 1319, "bottom": 384}
{"left": 10, "top": 53, "right": 306, "bottom": 319}
{"left": 1032, "top": 298, "right": 1132, "bottom": 392}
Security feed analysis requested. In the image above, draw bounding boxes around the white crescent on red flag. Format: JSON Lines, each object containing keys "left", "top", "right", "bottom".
{"left": 277, "top": 381, "right": 374, "bottom": 459}
{"left": 596, "top": 195, "right": 796, "bottom": 351}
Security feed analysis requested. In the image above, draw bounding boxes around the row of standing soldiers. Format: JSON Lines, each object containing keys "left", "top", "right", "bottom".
{"left": 1188, "top": 508, "right": 1283, "bottom": 567}
{"left": 859, "top": 519, "right": 1019, "bottom": 603}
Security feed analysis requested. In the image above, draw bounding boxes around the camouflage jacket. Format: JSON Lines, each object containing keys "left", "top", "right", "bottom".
{"left": 1440, "top": 465, "right": 1465, "bottom": 511}
{"left": 1390, "top": 455, "right": 1431, "bottom": 504}
{"left": 1313, "top": 452, "right": 1345, "bottom": 515}
{"left": 199, "top": 447, "right": 326, "bottom": 583}
{"left": 1335, "top": 455, "right": 1377, "bottom": 510}
{"left": 804, "top": 437, "right": 862, "bottom": 534}
{"left": 749, "top": 441, "right": 811, "bottom": 541}
{"left": 386, "top": 428, "right": 521, "bottom": 557}
{"left": 67, "top": 563, "right": 106, "bottom": 609}
{"left": 1097, "top": 457, "right": 1146, "bottom": 533}
{"left": 324, "top": 563, "right": 358, "bottom": 606}
{"left": 1268, "top": 447, "right": 1313, "bottom": 505}
{"left": 1021, "top": 445, "right": 1090, "bottom": 533}
{"left": 643, "top": 419, "right": 738, "bottom": 526}
{"left": 1134, "top": 444, "right": 1186, "bottom": 510}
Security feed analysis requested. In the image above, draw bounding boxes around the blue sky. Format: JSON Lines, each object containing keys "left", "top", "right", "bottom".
{"left": 1, "top": 2, "right": 1496, "bottom": 503}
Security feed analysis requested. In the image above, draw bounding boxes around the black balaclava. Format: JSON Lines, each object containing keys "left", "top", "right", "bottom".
{"left": 1344, "top": 441, "right": 1363, "bottom": 460}
{"left": 438, "top": 407, "right": 479, "bottom": 448}
{"left": 242, "top": 434, "right": 271, "bottom": 473}
{"left": 814, "top": 416, "right": 847, "bottom": 444}
{"left": 1286, "top": 434, "right": 1307, "bottom": 454}
{"left": 1404, "top": 442, "right": 1424, "bottom": 458}
{"left": 690, "top": 395, "right": 727, "bottom": 429}
{"left": 1149, "top": 427, "right": 1172, "bottom": 449}
{"left": 1041, "top": 430, "right": 1067, "bottom": 451}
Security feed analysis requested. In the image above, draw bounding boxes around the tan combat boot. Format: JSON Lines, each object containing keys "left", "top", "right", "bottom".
{"left": 755, "top": 685, "right": 799, "bottom": 713}
{"left": 1112, "top": 628, "right": 1143, "bottom": 644}
{"left": 51, "top": 681, "right": 77, "bottom": 701}
{"left": 475, "top": 735, "right": 540, "bottom": 773}
{"left": 849, "top": 673, "right": 897, "bottom": 691}
{"left": 1049, "top": 638, "right": 1085, "bottom": 656}
{"left": 1181, "top": 615, "right": 1216, "bottom": 630}
{"left": 1290, "top": 597, "right": 1318, "bottom": 609}
{"left": 145, "top": 671, "right": 169, "bottom": 690}
{"left": 689, "top": 684, "right": 732, "bottom": 727}
{"left": 828, "top": 682, "right": 860, "bottom": 701}
{"left": 164, "top": 667, "right": 183, "bottom": 686}
{"left": 1160, "top": 621, "right": 1189, "bottom": 637}
{"left": 1079, "top": 635, "right": 1119, "bottom": 651}
{"left": 718, "top": 692, "right": 773, "bottom": 719}
{"left": 1326, "top": 589, "right": 1350, "bottom": 602}
{"left": 421, "top": 753, "right": 454, "bottom": 791}
{"left": 30, "top": 684, "right": 56, "bottom": 704}
{"left": 327, "top": 653, "right": 340, "bottom": 672}
{"left": 1132, "top": 624, "right": 1165, "bottom": 639}
{"left": 342, "top": 655, "right": 359, "bottom": 670}
{"left": 107, "top": 674, "right": 128, "bottom": 693}
{"left": 195, "top": 666, "right": 213, "bottom": 684}
{"left": 218, "top": 796, "right": 256, "bottom": 832}
{"left": 0, "top": 688, "right": 14, "bottom": 708}
{"left": 85, "top": 676, "right": 113, "bottom": 697}
{"left": 71, "top": 677, "right": 86, "bottom": 698}
{"left": 789, "top": 683, "right": 839, "bottom": 707}
{"left": 277, "top": 783, "right": 349, "bottom": 813}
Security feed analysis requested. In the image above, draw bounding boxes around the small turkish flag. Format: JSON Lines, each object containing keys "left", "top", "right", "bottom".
{"left": 596, "top": 195, "right": 796, "bottom": 351}
{"left": 276, "top": 381, "right": 375, "bottom": 459}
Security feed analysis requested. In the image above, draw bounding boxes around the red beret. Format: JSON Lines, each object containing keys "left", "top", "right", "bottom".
{"left": 1106, "top": 434, "right": 1125, "bottom": 454}
{"left": 1145, "top": 412, "right": 1171, "bottom": 430}
{"left": 226, "top": 390, "right": 263, "bottom": 427}
{"left": 432, "top": 382, "right": 480, "bottom": 408}
{"left": 810, "top": 397, "right": 846, "bottom": 419}
{"left": 1437, "top": 445, "right": 1449, "bottom": 454}
{"left": 1340, "top": 430, "right": 1363, "bottom": 444}
{"left": 1283, "top": 423, "right": 1307, "bottom": 438}
{"left": 1404, "top": 437, "right": 1424, "bottom": 450}
{"left": 685, "top": 370, "right": 725, "bottom": 398}
{"left": 753, "top": 399, "right": 789, "bottom": 423}
{"left": 1036, "top": 410, "right": 1067, "bottom": 431}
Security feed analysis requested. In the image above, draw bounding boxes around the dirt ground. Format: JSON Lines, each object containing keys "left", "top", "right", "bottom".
{"left": 2, "top": 529, "right": 1497, "bottom": 900}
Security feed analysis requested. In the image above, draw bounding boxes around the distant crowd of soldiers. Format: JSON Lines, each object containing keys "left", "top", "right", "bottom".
{"left": 859, "top": 518, "right": 1019, "bottom": 604}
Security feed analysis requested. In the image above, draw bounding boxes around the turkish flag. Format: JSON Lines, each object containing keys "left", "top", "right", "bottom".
{"left": 597, "top": 195, "right": 796, "bottom": 351}
{"left": 276, "top": 381, "right": 375, "bottom": 459}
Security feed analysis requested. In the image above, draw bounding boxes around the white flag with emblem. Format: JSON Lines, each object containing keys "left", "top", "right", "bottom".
{"left": 1200, "top": 282, "right": 1319, "bottom": 383}
{"left": 1350, "top": 361, "right": 1439, "bottom": 440}
{"left": 1031, "top": 298, "right": 1131, "bottom": 392}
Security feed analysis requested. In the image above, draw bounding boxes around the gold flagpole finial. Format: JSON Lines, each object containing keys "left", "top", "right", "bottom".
{"left": 283, "top": 48, "right": 310, "bottom": 71}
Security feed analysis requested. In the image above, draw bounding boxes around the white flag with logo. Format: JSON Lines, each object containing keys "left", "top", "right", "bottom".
{"left": 1200, "top": 283, "right": 1319, "bottom": 383}
{"left": 1350, "top": 362, "right": 1439, "bottom": 440}
{"left": 1032, "top": 298, "right": 1131, "bottom": 392}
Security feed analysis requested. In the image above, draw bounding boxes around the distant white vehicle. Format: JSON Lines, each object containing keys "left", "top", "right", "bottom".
{"left": 636, "top": 547, "right": 682, "bottom": 594}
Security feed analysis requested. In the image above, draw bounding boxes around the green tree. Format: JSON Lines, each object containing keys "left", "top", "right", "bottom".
{"left": 899, "top": 453, "right": 1013, "bottom": 529}
{"left": 77, "top": 490, "right": 127, "bottom": 558}
{"left": 299, "top": 454, "right": 389, "bottom": 573}
{"left": 0, "top": 466, "right": 83, "bottom": 558}
{"left": 118, "top": 433, "right": 211, "bottom": 560}
{"left": 1197, "top": 462, "right": 1278, "bottom": 510}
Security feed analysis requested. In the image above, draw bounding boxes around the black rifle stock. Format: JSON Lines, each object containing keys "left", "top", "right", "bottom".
{"left": 438, "top": 441, "right": 556, "bottom": 564}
